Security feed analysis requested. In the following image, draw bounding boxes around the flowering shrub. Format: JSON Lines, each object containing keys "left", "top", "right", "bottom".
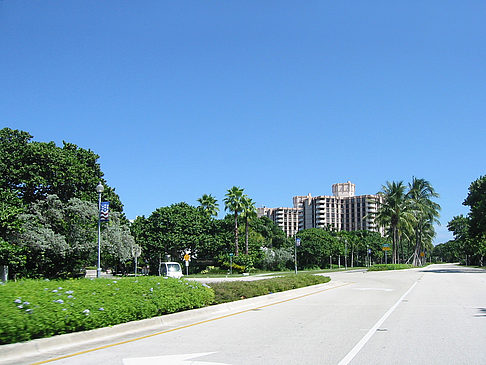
{"left": 0, "top": 277, "right": 214, "bottom": 345}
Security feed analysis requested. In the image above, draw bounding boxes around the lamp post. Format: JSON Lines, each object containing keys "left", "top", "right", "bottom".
{"left": 96, "top": 182, "right": 104, "bottom": 278}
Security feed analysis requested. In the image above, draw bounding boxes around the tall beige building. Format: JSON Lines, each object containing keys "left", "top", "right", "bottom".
{"left": 257, "top": 206, "right": 300, "bottom": 237}
{"left": 259, "top": 182, "right": 383, "bottom": 237}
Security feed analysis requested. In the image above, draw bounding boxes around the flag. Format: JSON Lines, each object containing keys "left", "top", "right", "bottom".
{"left": 100, "top": 202, "right": 110, "bottom": 221}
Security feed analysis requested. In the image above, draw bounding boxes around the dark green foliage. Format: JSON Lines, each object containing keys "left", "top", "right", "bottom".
{"left": 464, "top": 175, "right": 486, "bottom": 239}
{"left": 295, "top": 229, "right": 387, "bottom": 269}
{"left": 0, "top": 277, "right": 214, "bottom": 344}
{"left": 0, "top": 128, "right": 123, "bottom": 212}
{"left": 209, "top": 274, "right": 330, "bottom": 304}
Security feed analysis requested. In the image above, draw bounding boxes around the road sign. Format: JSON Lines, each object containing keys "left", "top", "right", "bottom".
{"left": 420, "top": 252, "right": 425, "bottom": 257}
{"left": 184, "top": 254, "right": 190, "bottom": 261}
{"left": 296, "top": 238, "right": 301, "bottom": 247}
{"left": 382, "top": 244, "right": 391, "bottom": 251}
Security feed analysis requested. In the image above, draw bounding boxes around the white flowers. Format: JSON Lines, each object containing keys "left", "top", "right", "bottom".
{"left": 54, "top": 299, "right": 64, "bottom": 304}
{"left": 83, "top": 309, "right": 90, "bottom": 315}
{"left": 14, "top": 298, "right": 21, "bottom": 304}
{"left": 65, "top": 290, "right": 74, "bottom": 294}
{"left": 98, "top": 307, "right": 104, "bottom": 311}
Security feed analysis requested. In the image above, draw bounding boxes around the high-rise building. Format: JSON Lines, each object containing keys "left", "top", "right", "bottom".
{"left": 259, "top": 182, "right": 383, "bottom": 237}
{"left": 257, "top": 206, "right": 299, "bottom": 237}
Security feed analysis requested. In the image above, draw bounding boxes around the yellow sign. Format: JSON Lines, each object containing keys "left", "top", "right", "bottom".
{"left": 382, "top": 247, "right": 391, "bottom": 251}
{"left": 184, "top": 254, "right": 190, "bottom": 261}
{"left": 420, "top": 252, "right": 425, "bottom": 257}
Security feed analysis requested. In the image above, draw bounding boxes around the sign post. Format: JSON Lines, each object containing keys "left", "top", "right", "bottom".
{"left": 382, "top": 244, "right": 390, "bottom": 264}
{"left": 229, "top": 253, "right": 234, "bottom": 275}
{"left": 183, "top": 254, "right": 190, "bottom": 276}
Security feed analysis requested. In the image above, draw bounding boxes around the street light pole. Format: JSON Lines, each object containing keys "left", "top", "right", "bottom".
{"left": 96, "top": 182, "right": 104, "bottom": 278}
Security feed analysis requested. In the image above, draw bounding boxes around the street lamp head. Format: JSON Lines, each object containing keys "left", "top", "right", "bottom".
{"left": 96, "top": 182, "right": 104, "bottom": 193}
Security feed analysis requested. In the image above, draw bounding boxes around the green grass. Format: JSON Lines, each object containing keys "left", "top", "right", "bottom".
{"left": 0, "top": 277, "right": 213, "bottom": 345}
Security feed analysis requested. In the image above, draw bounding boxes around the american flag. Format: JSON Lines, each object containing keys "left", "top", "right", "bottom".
{"left": 100, "top": 202, "right": 110, "bottom": 221}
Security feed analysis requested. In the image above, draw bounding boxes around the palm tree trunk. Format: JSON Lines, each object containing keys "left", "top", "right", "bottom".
{"left": 245, "top": 216, "right": 249, "bottom": 255}
{"left": 392, "top": 226, "right": 398, "bottom": 264}
{"left": 234, "top": 212, "right": 239, "bottom": 256}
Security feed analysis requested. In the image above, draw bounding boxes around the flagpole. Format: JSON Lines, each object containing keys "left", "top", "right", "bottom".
{"left": 96, "top": 182, "right": 104, "bottom": 278}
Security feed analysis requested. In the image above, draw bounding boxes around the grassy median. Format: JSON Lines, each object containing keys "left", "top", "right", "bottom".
{"left": 0, "top": 274, "right": 330, "bottom": 345}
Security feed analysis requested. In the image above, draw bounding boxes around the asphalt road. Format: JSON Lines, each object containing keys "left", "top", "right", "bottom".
{"left": 5, "top": 264, "right": 486, "bottom": 365}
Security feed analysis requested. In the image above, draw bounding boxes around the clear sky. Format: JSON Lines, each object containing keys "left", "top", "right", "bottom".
{"left": 1, "top": 1, "right": 485, "bottom": 244}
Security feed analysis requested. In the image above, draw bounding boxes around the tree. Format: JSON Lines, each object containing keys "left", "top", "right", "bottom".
{"left": 132, "top": 203, "right": 214, "bottom": 275}
{"left": 0, "top": 128, "right": 123, "bottom": 212}
{"left": 197, "top": 194, "right": 219, "bottom": 218}
{"left": 464, "top": 175, "right": 486, "bottom": 239}
{"left": 10, "top": 194, "right": 132, "bottom": 278}
{"left": 224, "top": 186, "right": 245, "bottom": 256}
{"left": 374, "top": 181, "right": 413, "bottom": 264}
{"left": 407, "top": 177, "right": 440, "bottom": 266}
{"left": 241, "top": 195, "right": 257, "bottom": 255}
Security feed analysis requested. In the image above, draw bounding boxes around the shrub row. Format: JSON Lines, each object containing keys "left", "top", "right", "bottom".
{"left": 209, "top": 274, "right": 330, "bottom": 304}
{"left": 368, "top": 264, "right": 413, "bottom": 271}
{"left": 0, "top": 277, "right": 214, "bottom": 345}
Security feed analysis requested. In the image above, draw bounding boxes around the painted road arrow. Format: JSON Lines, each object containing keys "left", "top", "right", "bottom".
{"left": 122, "top": 352, "right": 230, "bottom": 365}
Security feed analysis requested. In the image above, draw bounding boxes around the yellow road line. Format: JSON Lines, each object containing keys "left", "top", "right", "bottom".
{"left": 31, "top": 282, "right": 352, "bottom": 364}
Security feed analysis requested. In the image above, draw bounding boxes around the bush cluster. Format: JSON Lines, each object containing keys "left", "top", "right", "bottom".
{"left": 0, "top": 277, "right": 214, "bottom": 345}
{"left": 368, "top": 264, "right": 413, "bottom": 271}
{"left": 209, "top": 274, "right": 330, "bottom": 304}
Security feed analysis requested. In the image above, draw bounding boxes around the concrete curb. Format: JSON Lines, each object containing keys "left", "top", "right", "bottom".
{"left": 0, "top": 279, "right": 347, "bottom": 363}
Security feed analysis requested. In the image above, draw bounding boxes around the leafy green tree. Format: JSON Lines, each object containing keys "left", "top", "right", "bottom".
{"left": 102, "top": 212, "right": 137, "bottom": 272}
{"left": 197, "top": 194, "right": 219, "bottom": 218}
{"left": 0, "top": 128, "right": 123, "bottom": 211}
{"left": 407, "top": 177, "right": 440, "bottom": 266}
{"left": 133, "top": 203, "right": 214, "bottom": 275}
{"left": 464, "top": 175, "right": 486, "bottom": 240}
{"left": 10, "top": 195, "right": 132, "bottom": 278}
{"left": 224, "top": 186, "right": 245, "bottom": 256}
{"left": 296, "top": 228, "right": 335, "bottom": 269}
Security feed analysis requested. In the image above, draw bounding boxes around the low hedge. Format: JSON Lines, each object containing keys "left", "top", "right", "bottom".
{"left": 368, "top": 264, "right": 413, "bottom": 271}
{"left": 0, "top": 277, "right": 214, "bottom": 345}
{"left": 209, "top": 274, "right": 330, "bottom": 304}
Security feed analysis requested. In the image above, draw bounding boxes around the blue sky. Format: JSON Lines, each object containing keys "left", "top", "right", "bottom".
{"left": 1, "top": 1, "right": 485, "bottom": 244}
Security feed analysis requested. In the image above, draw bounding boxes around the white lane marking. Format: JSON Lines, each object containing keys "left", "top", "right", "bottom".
{"left": 355, "top": 288, "right": 393, "bottom": 291}
{"left": 338, "top": 282, "right": 418, "bottom": 365}
{"left": 122, "top": 352, "right": 230, "bottom": 365}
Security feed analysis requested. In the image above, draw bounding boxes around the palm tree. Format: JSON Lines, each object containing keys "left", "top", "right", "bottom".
{"left": 241, "top": 195, "right": 257, "bottom": 255}
{"left": 197, "top": 194, "right": 219, "bottom": 218}
{"left": 224, "top": 186, "right": 245, "bottom": 256}
{"left": 407, "top": 177, "right": 440, "bottom": 266}
{"left": 374, "top": 181, "right": 413, "bottom": 264}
